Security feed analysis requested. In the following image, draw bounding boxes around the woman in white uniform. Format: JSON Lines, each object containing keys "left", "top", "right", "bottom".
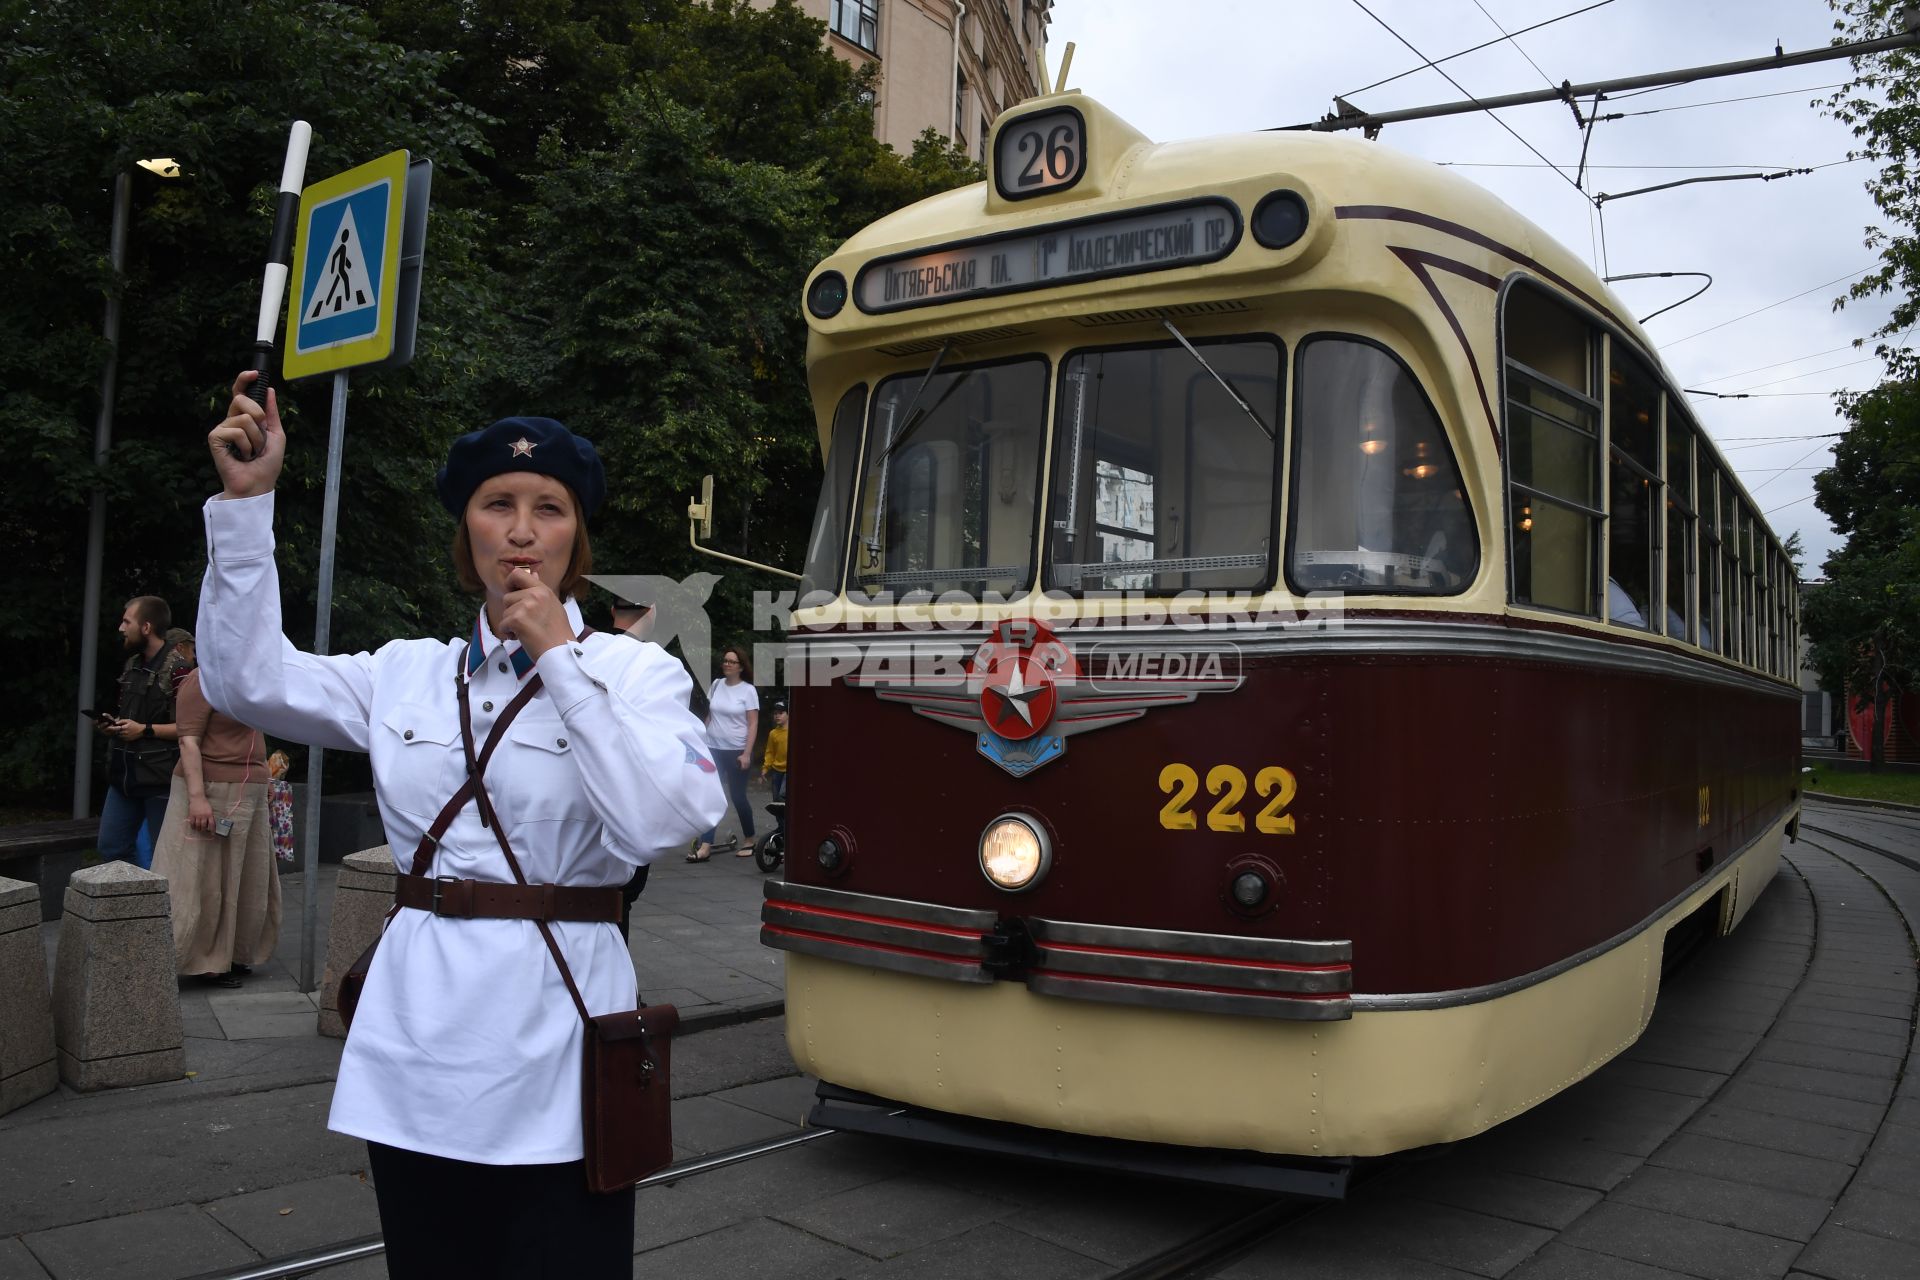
{"left": 197, "top": 373, "right": 725, "bottom": 1277}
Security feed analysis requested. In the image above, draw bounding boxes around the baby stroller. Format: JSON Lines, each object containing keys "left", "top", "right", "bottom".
{"left": 752, "top": 800, "right": 786, "bottom": 873}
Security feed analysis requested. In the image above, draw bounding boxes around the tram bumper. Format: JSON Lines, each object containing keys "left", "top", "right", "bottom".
{"left": 760, "top": 881, "right": 1353, "bottom": 1019}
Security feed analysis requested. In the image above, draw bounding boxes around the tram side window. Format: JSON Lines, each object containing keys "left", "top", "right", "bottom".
{"left": 1607, "top": 353, "right": 1660, "bottom": 630}
{"left": 799, "top": 386, "right": 868, "bottom": 604}
{"left": 1699, "top": 469, "right": 1718, "bottom": 652}
{"left": 1666, "top": 416, "right": 1696, "bottom": 643}
{"left": 1504, "top": 284, "right": 1600, "bottom": 615}
{"left": 1738, "top": 505, "right": 1756, "bottom": 666}
{"left": 850, "top": 358, "right": 1047, "bottom": 600}
{"left": 1047, "top": 339, "right": 1280, "bottom": 593}
{"left": 1289, "top": 338, "right": 1477, "bottom": 594}
{"left": 1718, "top": 476, "right": 1739, "bottom": 660}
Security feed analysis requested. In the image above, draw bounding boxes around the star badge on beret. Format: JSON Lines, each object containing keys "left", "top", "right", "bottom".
{"left": 509, "top": 437, "right": 537, "bottom": 458}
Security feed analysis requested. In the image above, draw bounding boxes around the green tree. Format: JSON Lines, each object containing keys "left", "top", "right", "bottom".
{"left": 0, "top": 0, "right": 500, "bottom": 805}
{"left": 1803, "top": 378, "right": 1920, "bottom": 767}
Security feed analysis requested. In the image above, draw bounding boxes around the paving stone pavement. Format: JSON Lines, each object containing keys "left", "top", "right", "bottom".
{"left": 1, "top": 798, "right": 1916, "bottom": 1280}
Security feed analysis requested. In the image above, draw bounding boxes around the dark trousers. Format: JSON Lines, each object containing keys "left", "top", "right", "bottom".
{"left": 698, "top": 749, "right": 754, "bottom": 842}
{"left": 367, "top": 1142, "right": 634, "bottom": 1279}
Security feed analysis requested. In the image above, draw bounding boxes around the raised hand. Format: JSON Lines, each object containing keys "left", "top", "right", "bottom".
{"left": 207, "top": 371, "right": 287, "bottom": 499}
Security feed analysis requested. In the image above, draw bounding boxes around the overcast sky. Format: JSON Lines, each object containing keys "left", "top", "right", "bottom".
{"left": 1047, "top": 0, "right": 1897, "bottom": 574}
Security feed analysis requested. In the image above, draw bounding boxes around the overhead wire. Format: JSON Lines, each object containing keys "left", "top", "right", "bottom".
{"left": 1689, "top": 344, "right": 1861, "bottom": 386}
{"left": 1347, "top": 0, "right": 1593, "bottom": 200}
{"left": 1610, "top": 81, "right": 1853, "bottom": 118}
{"left": 1471, "top": 0, "right": 1559, "bottom": 91}
{"left": 1744, "top": 440, "right": 1834, "bottom": 496}
{"left": 1339, "top": 0, "right": 1615, "bottom": 97}
{"left": 1662, "top": 266, "right": 1878, "bottom": 345}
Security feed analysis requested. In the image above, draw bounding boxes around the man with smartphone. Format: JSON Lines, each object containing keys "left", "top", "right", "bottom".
{"left": 94, "top": 596, "right": 184, "bottom": 869}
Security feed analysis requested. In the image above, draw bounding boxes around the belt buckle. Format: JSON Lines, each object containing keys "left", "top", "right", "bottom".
{"left": 431, "top": 875, "right": 463, "bottom": 917}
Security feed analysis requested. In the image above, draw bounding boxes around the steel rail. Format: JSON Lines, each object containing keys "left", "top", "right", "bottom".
{"left": 177, "top": 1128, "right": 843, "bottom": 1280}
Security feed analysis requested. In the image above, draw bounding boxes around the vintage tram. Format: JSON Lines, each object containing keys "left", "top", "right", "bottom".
{"left": 757, "top": 93, "right": 1801, "bottom": 1169}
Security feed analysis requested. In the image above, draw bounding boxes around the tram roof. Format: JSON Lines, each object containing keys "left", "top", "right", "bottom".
{"left": 835, "top": 94, "right": 1666, "bottom": 377}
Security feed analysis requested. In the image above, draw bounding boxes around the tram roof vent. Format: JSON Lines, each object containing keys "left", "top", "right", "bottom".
{"left": 1072, "top": 300, "right": 1250, "bottom": 327}
{"left": 877, "top": 325, "right": 1033, "bottom": 357}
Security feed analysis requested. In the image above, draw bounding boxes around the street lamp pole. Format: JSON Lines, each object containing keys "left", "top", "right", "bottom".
{"left": 71, "top": 170, "right": 133, "bottom": 820}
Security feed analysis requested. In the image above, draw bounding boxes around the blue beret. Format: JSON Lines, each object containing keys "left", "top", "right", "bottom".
{"left": 435, "top": 417, "right": 606, "bottom": 522}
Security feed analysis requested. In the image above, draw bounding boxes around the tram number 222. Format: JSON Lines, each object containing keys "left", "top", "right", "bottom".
{"left": 1158, "top": 765, "right": 1298, "bottom": 835}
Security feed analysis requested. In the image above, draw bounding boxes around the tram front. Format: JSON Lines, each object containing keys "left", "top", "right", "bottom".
{"left": 756, "top": 91, "right": 1611, "bottom": 1166}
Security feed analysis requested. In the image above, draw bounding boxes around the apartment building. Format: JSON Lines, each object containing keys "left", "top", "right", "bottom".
{"left": 786, "top": 0, "right": 1053, "bottom": 158}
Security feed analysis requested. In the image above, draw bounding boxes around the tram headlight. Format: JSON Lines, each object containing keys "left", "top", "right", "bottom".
{"left": 979, "top": 814, "right": 1051, "bottom": 892}
{"left": 807, "top": 270, "right": 849, "bottom": 319}
{"left": 1231, "top": 871, "right": 1269, "bottom": 908}
{"left": 816, "top": 836, "right": 846, "bottom": 874}
{"left": 1251, "top": 190, "right": 1310, "bottom": 250}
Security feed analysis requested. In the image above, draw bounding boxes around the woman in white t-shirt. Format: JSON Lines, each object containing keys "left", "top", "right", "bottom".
{"left": 689, "top": 645, "right": 760, "bottom": 861}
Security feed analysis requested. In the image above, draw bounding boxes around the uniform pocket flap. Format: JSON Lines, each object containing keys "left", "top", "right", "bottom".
{"left": 507, "top": 719, "right": 574, "bottom": 755}
{"left": 380, "top": 703, "right": 458, "bottom": 747}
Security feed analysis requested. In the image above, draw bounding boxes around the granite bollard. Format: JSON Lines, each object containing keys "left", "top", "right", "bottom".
{"left": 319, "top": 847, "right": 396, "bottom": 1038}
{"left": 52, "top": 862, "right": 184, "bottom": 1090}
{"left": 0, "top": 876, "right": 58, "bottom": 1114}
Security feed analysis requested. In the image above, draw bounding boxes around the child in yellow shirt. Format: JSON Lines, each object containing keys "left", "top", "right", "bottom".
{"left": 760, "top": 701, "right": 789, "bottom": 803}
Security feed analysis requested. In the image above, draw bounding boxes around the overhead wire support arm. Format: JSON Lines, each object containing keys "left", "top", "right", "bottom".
{"left": 1280, "top": 27, "right": 1920, "bottom": 134}
{"left": 1594, "top": 169, "right": 1813, "bottom": 205}
{"left": 1601, "top": 270, "right": 1713, "bottom": 324}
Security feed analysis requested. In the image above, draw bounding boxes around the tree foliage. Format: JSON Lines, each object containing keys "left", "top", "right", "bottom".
{"left": 1, "top": 0, "right": 981, "bottom": 809}
{"left": 1812, "top": 1, "right": 1920, "bottom": 765}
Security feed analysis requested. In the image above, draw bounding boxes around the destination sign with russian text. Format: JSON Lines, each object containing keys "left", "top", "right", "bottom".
{"left": 853, "top": 199, "right": 1240, "bottom": 314}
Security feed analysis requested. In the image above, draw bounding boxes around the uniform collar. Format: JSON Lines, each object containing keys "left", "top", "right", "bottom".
{"left": 467, "top": 598, "right": 586, "bottom": 681}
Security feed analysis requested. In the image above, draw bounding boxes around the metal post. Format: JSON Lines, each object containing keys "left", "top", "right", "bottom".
{"left": 1282, "top": 29, "right": 1920, "bottom": 134}
{"left": 300, "top": 369, "right": 348, "bottom": 993}
{"left": 73, "top": 171, "right": 132, "bottom": 820}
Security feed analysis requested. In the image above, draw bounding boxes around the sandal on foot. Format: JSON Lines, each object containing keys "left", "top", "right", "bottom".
{"left": 685, "top": 851, "right": 712, "bottom": 863}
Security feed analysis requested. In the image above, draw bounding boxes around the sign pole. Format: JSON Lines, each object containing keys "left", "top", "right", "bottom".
{"left": 300, "top": 369, "right": 349, "bottom": 994}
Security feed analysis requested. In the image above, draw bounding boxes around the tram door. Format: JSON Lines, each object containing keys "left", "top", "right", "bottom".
{"left": 1046, "top": 340, "right": 1281, "bottom": 596}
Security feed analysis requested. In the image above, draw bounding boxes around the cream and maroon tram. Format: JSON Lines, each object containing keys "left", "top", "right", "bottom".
{"left": 759, "top": 93, "right": 1800, "bottom": 1171}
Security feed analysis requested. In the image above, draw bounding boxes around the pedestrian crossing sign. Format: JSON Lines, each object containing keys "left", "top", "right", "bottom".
{"left": 284, "top": 149, "right": 410, "bottom": 378}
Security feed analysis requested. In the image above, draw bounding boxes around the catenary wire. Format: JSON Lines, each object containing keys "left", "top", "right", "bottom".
{"left": 1663, "top": 266, "right": 1877, "bottom": 346}
{"left": 1611, "top": 81, "right": 1853, "bottom": 118}
{"left": 1340, "top": 0, "right": 1615, "bottom": 97}
{"left": 1689, "top": 344, "right": 1860, "bottom": 386}
{"left": 1348, "top": 0, "right": 1594, "bottom": 200}
{"left": 1471, "top": 0, "right": 1559, "bottom": 91}
{"left": 1743, "top": 440, "right": 1835, "bottom": 495}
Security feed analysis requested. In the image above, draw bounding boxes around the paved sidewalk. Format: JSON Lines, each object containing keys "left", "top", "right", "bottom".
{"left": 2, "top": 776, "right": 785, "bottom": 1278}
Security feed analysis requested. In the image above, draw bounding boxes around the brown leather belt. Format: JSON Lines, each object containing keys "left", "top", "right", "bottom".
{"left": 394, "top": 874, "right": 623, "bottom": 923}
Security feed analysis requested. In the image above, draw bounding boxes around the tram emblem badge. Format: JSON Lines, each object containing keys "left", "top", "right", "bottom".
{"left": 850, "top": 619, "right": 1241, "bottom": 778}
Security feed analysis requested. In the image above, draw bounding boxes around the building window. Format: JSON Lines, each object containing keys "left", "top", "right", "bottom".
{"left": 831, "top": 0, "right": 879, "bottom": 53}
{"left": 955, "top": 68, "right": 968, "bottom": 145}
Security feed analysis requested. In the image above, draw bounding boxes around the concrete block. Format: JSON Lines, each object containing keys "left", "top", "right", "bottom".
{"left": 50, "top": 862, "right": 183, "bottom": 1091}
{"left": 317, "top": 847, "right": 394, "bottom": 1039}
{"left": 0, "top": 877, "right": 57, "bottom": 1116}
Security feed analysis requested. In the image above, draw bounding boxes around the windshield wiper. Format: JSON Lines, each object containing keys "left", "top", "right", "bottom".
{"left": 1162, "top": 319, "right": 1273, "bottom": 440}
{"left": 881, "top": 339, "right": 976, "bottom": 463}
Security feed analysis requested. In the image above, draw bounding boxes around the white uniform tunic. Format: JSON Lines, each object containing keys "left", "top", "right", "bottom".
{"left": 197, "top": 492, "right": 726, "bottom": 1165}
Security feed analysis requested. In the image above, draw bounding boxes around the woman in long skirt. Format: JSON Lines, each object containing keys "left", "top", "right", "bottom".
{"left": 152, "top": 656, "right": 281, "bottom": 986}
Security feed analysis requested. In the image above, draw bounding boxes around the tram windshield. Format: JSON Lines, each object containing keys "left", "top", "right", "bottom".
{"left": 1046, "top": 339, "right": 1281, "bottom": 592}
{"left": 1289, "top": 339, "right": 1477, "bottom": 594}
{"left": 849, "top": 358, "right": 1048, "bottom": 598}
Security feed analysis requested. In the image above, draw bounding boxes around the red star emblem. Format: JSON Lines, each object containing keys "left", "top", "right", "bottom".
{"left": 978, "top": 654, "right": 1057, "bottom": 741}
{"left": 509, "top": 437, "right": 537, "bottom": 457}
